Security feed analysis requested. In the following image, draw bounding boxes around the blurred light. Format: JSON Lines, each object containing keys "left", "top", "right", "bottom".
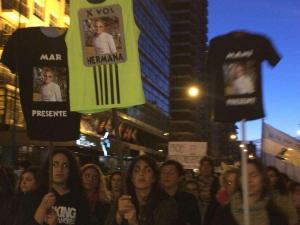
{"left": 158, "top": 149, "right": 164, "bottom": 152}
{"left": 187, "top": 86, "right": 200, "bottom": 97}
{"left": 243, "top": 149, "right": 248, "bottom": 152}
{"left": 248, "top": 154, "right": 255, "bottom": 159}
{"left": 163, "top": 132, "right": 169, "bottom": 136}
{"left": 230, "top": 134, "right": 237, "bottom": 140}
{"left": 239, "top": 144, "right": 245, "bottom": 148}
{"left": 122, "top": 115, "right": 129, "bottom": 120}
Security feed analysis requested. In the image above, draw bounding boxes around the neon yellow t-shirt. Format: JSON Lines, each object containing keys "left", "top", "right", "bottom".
{"left": 66, "top": 0, "right": 145, "bottom": 113}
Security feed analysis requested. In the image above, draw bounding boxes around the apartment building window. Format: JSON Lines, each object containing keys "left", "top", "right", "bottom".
{"left": 0, "top": 86, "right": 24, "bottom": 127}
{"left": 33, "top": 1, "right": 45, "bottom": 21}
{"left": 1, "top": 0, "right": 29, "bottom": 18}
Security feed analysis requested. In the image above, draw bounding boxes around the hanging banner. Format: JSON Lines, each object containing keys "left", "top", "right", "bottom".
{"left": 262, "top": 123, "right": 300, "bottom": 182}
{"left": 168, "top": 142, "right": 207, "bottom": 169}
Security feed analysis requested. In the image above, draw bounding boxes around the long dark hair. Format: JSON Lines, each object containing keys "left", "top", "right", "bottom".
{"left": 266, "top": 166, "right": 288, "bottom": 195}
{"left": 40, "top": 149, "right": 84, "bottom": 196}
{"left": 126, "top": 155, "right": 167, "bottom": 222}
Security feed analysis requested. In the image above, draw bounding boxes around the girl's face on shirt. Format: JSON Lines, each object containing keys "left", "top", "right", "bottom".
{"left": 95, "top": 21, "right": 105, "bottom": 35}
{"left": 52, "top": 153, "right": 70, "bottom": 186}
{"left": 44, "top": 71, "right": 54, "bottom": 84}
{"left": 20, "top": 172, "right": 38, "bottom": 193}
{"left": 82, "top": 167, "right": 99, "bottom": 191}
{"left": 131, "top": 160, "right": 155, "bottom": 191}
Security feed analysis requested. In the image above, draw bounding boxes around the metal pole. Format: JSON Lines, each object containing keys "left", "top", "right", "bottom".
{"left": 241, "top": 119, "right": 250, "bottom": 225}
{"left": 111, "top": 108, "right": 126, "bottom": 193}
{"left": 48, "top": 142, "right": 54, "bottom": 192}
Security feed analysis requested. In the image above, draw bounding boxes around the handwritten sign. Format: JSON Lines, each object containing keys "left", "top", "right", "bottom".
{"left": 168, "top": 142, "right": 207, "bottom": 169}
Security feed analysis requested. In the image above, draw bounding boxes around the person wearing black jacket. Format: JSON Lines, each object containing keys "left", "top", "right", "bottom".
{"left": 160, "top": 160, "right": 202, "bottom": 225}
{"left": 21, "top": 149, "right": 91, "bottom": 225}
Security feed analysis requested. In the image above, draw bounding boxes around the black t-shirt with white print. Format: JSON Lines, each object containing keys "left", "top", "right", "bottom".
{"left": 208, "top": 31, "right": 281, "bottom": 122}
{"left": 21, "top": 189, "right": 91, "bottom": 225}
{"left": 1, "top": 27, "right": 80, "bottom": 141}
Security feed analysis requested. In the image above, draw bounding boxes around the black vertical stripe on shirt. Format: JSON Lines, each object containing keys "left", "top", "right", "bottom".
{"left": 114, "top": 64, "right": 120, "bottom": 103}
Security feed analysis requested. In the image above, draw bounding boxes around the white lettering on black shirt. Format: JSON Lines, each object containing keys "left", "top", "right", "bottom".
{"left": 32, "top": 110, "right": 68, "bottom": 117}
{"left": 226, "top": 97, "right": 256, "bottom": 106}
{"left": 52, "top": 206, "right": 77, "bottom": 225}
{"left": 225, "top": 50, "right": 254, "bottom": 59}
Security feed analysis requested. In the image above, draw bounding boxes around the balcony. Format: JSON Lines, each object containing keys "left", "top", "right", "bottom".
{"left": 33, "top": 2, "right": 45, "bottom": 21}
{"left": 1, "top": 0, "right": 29, "bottom": 24}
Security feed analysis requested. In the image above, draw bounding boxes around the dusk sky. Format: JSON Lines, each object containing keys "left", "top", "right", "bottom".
{"left": 208, "top": 0, "right": 300, "bottom": 141}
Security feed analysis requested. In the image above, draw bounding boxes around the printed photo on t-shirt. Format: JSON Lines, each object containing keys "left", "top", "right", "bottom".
{"left": 222, "top": 61, "right": 256, "bottom": 96}
{"left": 78, "top": 4, "right": 126, "bottom": 66}
{"left": 32, "top": 67, "right": 67, "bottom": 102}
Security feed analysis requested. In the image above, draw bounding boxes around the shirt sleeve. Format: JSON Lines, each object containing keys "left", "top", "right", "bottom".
{"left": 263, "top": 37, "right": 281, "bottom": 67}
{"left": 0, "top": 29, "right": 19, "bottom": 73}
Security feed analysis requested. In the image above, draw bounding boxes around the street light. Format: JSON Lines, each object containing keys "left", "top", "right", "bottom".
{"left": 230, "top": 134, "right": 237, "bottom": 140}
{"left": 187, "top": 86, "right": 200, "bottom": 98}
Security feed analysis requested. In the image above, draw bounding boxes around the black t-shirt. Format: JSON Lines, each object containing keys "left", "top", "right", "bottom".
{"left": 208, "top": 31, "right": 281, "bottom": 122}
{"left": 1, "top": 27, "right": 80, "bottom": 141}
{"left": 21, "top": 189, "right": 91, "bottom": 225}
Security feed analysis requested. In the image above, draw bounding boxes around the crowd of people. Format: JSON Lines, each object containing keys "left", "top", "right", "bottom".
{"left": 1, "top": 149, "right": 300, "bottom": 225}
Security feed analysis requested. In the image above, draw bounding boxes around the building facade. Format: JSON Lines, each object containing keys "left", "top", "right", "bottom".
{"left": 167, "top": 0, "right": 209, "bottom": 141}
